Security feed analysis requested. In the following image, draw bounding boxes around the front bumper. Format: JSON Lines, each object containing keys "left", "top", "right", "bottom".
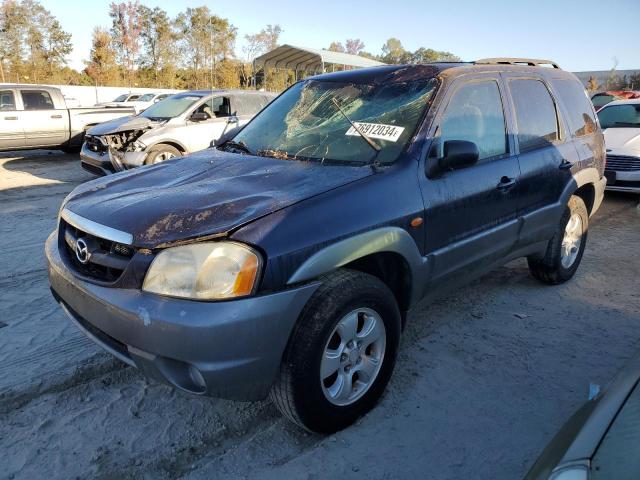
{"left": 80, "top": 143, "right": 148, "bottom": 176}
{"left": 46, "top": 232, "right": 320, "bottom": 400}
{"left": 605, "top": 166, "right": 640, "bottom": 193}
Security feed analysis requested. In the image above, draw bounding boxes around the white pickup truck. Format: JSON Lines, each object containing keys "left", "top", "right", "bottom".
{"left": 0, "top": 85, "right": 135, "bottom": 153}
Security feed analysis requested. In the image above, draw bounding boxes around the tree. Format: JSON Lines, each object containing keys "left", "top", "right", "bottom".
{"left": 345, "top": 39, "right": 365, "bottom": 55}
{"left": 138, "top": 5, "right": 176, "bottom": 84}
{"left": 0, "top": 0, "right": 71, "bottom": 83}
{"left": 174, "top": 6, "right": 237, "bottom": 89}
{"left": 109, "top": 1, "right": 141, "bottom": 86}
{"left": 244, "top": 24, "right": 282, "bottom": 60}
{"left": 0, "top": 0, "right": 28, "bottom": 82}
{"left": 243, "top": 24, "right": 282, "bottom": 87}
{"left": 381, "top": 38, "right": 411, "bottom": 64}
{"left": 328, "top": 41, "right": 345, "bottom": 53}
{"left": 85, "top": 27, "right": 119, "bottom": 86}
{"left": 409, "top": 47, "right": 459, "bottom": 64}
{"left": 586, "top": 75, "right": 600, "bottom": 93}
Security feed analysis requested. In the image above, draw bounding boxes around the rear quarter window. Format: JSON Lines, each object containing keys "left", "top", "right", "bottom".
{"left": 509, "top": 79, "right": 559, "bottom": 152}
{"left": 552, "top": 79, "right": 598, "bottom": 137}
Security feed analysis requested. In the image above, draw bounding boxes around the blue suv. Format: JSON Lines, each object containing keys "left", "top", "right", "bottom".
{"left": 47, "top": 58, "right": 606, "bottom": 433}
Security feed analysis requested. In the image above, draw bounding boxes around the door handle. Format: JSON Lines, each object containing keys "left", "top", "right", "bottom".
{"left": 497, "top": 176, "right": 516, "bottom": 191}
{"left": 559, "top": 159, "right": 573, "bottom": 170}
{"left": 4, "top": 116, "right": 18, "bottom": 120}
{"left": 51, "top": 114, "right": 63, "bottom": 119}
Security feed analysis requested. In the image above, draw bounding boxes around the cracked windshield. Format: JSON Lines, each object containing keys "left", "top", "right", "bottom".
{"left": 231, "top": 78, "right": 438, "bottom": 164}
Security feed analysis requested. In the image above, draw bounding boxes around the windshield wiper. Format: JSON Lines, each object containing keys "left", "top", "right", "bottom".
{"left": 330, "top": 98, "right": 381, "bottom": 153}
{"left": 220, "top": 139, "right": 253, "bottom": 155}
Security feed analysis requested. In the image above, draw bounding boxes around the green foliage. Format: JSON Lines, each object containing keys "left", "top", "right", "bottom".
{"left": 0, "top": 0, "right": 72, "bottom": 83}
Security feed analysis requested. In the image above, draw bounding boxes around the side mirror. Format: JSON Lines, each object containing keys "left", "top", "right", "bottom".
{"left": 438, "top": 140, "right": 479, "bottom": 171}
{"left": 227, "top": 114, "right": 239, "bottom": 124}
{"left": 190, "top": 112, "right": 209, "bottom": 122}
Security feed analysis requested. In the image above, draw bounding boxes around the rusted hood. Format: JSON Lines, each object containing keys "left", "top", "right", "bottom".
{"left": 63, "top": 149, "right": 372, "bottom": 248}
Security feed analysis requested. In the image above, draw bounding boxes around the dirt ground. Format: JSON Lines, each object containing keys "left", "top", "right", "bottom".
{"left": 1, "top": 150, "right": 639, "bottom": 480}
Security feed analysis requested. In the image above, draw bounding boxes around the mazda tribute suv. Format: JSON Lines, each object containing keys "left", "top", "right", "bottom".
{"left": 47, "top": 58, "right": 606, "bottom": 433}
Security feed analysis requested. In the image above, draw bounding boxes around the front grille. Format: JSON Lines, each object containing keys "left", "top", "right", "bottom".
{"left": 84, "top": 135, "right": 108, "bottom": 154}
{"left": 605, "top": 155, "right": 640, "bottom": 172}
{"left": 63, "top": 221, "right": 134, "bottom": 282}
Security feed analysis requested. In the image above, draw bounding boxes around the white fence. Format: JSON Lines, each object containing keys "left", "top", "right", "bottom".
{"left": 0, "top": 83, "right": 184, "bottom": 107}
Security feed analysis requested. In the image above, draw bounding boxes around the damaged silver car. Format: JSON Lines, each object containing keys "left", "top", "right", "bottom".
{"left": 80, "top": 90, "right": 276, "bottom": 176}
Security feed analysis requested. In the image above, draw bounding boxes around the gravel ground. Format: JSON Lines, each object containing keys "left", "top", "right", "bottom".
{"left": 1, "top": 150, "right": 639, "bottom": 480}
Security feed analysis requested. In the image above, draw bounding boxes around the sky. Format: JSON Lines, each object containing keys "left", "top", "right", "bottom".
{"left": 44, "top": 0, "right": 640, "bottom": 73}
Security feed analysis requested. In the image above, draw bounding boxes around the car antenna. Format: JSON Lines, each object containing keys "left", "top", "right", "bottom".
{"left": 330, "top": 98, "right": 382, "bottom": 170}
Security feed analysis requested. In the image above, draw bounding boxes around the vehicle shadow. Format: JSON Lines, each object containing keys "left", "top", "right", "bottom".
{"left": 0, "top": 150, "right": 94, "bottom": 197}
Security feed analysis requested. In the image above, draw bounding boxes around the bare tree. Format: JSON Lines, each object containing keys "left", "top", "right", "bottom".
{"left": 345, "top": 39, "right": 365, "bottom": 55}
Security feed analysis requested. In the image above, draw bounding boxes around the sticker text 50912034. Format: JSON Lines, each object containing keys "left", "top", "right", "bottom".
{"left": 345, "top": 122, "right": 405, "bottom": 143}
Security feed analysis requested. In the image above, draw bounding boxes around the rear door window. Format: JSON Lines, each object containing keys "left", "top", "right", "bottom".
{"left": 509, "top": 79, "right": 559, "bottom": 152}
{"left": 21, "top": 90, "right": 55, "bottom": 110}
{"left": 0, "top": 90, "right": 16, "bottom": 111}
{"left": 552, "top": 80, "right": 598, "bottom": 137}
{"left": 439, "top": 80, "right": 508, "bottom": 161}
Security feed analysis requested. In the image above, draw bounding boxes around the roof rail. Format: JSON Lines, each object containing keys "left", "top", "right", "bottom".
{"left": 475, "top": 57, "right": 562, "bottom": 69}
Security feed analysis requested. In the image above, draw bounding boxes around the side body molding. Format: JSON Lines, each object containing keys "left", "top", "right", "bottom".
{"left": 287, "top": 227, "right": 428, "bottom": 305}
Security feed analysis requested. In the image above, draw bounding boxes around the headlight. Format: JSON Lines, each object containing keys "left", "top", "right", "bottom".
{"left": 142, "top": 242, "right": 261, "bottom": 300}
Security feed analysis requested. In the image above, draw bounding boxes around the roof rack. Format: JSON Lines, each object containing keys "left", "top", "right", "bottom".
{"left": 475, "top": 57, "right": 561, "bottom": 69}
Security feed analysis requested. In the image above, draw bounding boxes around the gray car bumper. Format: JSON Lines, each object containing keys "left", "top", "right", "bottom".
{"left": 80, "top": 143, "right": 148, "bottom": 176}
{"left": 46, "top": 232, "right": 320, "bottom": 400}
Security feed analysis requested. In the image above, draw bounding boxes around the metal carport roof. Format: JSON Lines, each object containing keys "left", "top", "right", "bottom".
{"left": 253, "top": 44, "right": 385, "bottom": 74}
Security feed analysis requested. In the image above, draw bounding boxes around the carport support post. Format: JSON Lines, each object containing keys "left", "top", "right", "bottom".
{"left": 252, "top": 60, "right": 256, "bottom": 89}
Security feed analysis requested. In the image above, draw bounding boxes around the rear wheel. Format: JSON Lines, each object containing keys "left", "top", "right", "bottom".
{"left": 528, "top": 195, "right": 588, "bottom": 284}
{"left": 144, "top": 144, "right": 181, "bottom": 165}
{"left": 270, "top": 269, "right": 401, "bottom": 433}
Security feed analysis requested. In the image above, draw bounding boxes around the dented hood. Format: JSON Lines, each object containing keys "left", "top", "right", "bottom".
{"left": 63, "top": 149, "right": 372, "bottom": 248}
{"left": 87, "top": 115, "right": 161, "bottom": 135}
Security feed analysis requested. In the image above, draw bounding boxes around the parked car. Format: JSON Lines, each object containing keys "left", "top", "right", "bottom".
{"left": 80, "top": 89, "right": 276, "bottom": 176}
{"left": 0, "top": 85, "right": 135, "bottom": 153}
{"left": 47, "top": 59, "right": 606, "bottom": 433}
{"left": 597, "top": 99, "right": 640, "bottom": 193}
{"left": 591, "top": 90, "right": 640, "bottom": 112}
{"left": 525, "top": 354, "right": 640, "bottom": 480}
{"left": 97, "top": 93, "right": 141, "bottom": 107}
{"left": 125, "top": 92, "right": 174, "bottom": 113}
{"left": 100, "top": 92, "right": 174, "bottom": 114}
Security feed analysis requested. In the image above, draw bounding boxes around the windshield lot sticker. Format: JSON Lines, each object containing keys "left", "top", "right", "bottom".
{"left": 345, "top": 123, "right": 405, "bottom": 142}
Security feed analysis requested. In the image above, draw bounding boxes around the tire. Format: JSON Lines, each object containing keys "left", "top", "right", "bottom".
{"left": 144, "top": 144, "right": 182, "bottom": 165}
{"left": 528, "top": 195, "right": 589, "bottom": 284}
{"left": 270, "top": 269, "right": 401, "bottom": 433}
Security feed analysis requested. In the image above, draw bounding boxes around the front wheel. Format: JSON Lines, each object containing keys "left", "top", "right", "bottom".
{"left": 528, "top": 195, "right": 589, "bottom": 284}
{"left": 270, "top": 269, "right": 401, "bottom": 433}
{"left": 144, "top": 144, "right": 181, "bottom": 165}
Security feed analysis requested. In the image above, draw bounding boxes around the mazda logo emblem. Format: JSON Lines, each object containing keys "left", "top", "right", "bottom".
{"left": 75, "top": 238, "right": 91, "bottom": 264}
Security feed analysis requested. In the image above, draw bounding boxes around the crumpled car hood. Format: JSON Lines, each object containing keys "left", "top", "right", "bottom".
{"left": 63, "top": 149, "right": 372, "bottom": 248}
{"left": 87, "top": 115, "right": 161, "bottom": 135}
